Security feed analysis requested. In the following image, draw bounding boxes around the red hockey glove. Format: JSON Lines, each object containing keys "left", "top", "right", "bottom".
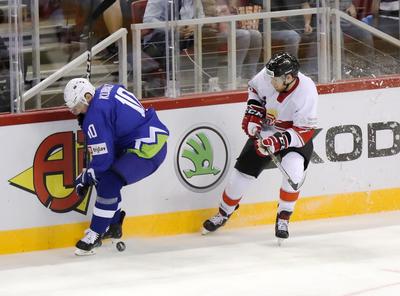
{"left": 255, "top": 132, "right": 291, "bottom": 157}
{"left": 241, "top": 104, "right": 266, "bottom": 137}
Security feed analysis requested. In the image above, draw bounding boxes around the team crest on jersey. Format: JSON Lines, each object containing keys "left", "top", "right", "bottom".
{"left": 266, "top": 109, "right": 278, "bottom": 125}
{"left": 8, "top": 131, "right": 92, "bottom": 214}
{"left": 175, "top": 125, "right": 230, "bottom": 192}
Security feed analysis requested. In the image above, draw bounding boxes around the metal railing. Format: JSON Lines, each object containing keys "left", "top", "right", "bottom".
{"left": 21, "top": 28, "right": 128, "bottom": 109}
{"left": 331, "top": 9, "right": 400, "bottom": 80}
{"left": 131, "top": 8, "right": 320, "bottom": 99}
{"left": 131, "top": 7, "right": 400, "bottom": 99}
{"left": 16, "top": 6, "right": 400, "bottom": 107}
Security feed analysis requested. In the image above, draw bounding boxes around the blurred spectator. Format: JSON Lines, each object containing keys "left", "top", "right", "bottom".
{"left": 76, "top": 0, "right": 133, "bottom": 35}
{"left": 98, "top": 0, "right": 136, "bottom": 61}
{"left": 141, "top": 0, "right": 207, "bottom": 97}
{"left": 302, "top": 0, "right": 374, "bottom": 76}
{"left": 202, "top": 0, "right": 262, "bottom": 85}
{"left": 371, "top": 0, "right": 399, "bottom": 38}
{"left": 369, "top": 0, "right": 400, "bottom": 69}
{"left": 143, "top": 0, "right": 204, "bottom": 70}
{"left": 252, "top": 0, "right": 303, "bottom": 58}
{"left": 219, "top": 0, "right": 262, "bottom": 82}
{"left": 99, "top": 0, "right": 123, "bottom": 34}
{"left": 40, "top": 0, "right": 64, "bottom": 24}
{"left": 0, "top": 36, "right": 10, "bottom": 113}
{"left": 303, "top": 0, "right": 374, "bottom": 44}
{"left": 99, "top": 0, "right": 139, "bottom": 35}
{"left": 73, "top": 0, "right": 135, "bottom": 61}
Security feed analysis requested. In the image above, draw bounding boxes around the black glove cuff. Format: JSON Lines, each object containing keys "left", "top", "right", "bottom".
{"left": 77, "top": 114, "right": 86, "bottom": 128}
{"left": 245, "top": 104, "right": 265, "bottom": 118}
{"left": 247, "top": 99, "right": 263, "bottom": 107}
{"left": 274, "top": 131, "right": 292, "bottom": 148}
{"left": 77, "top": 184, "right": 90, "bottom": 199}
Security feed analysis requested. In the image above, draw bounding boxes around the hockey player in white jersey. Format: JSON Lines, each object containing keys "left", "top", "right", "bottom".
{"left": 202, "top": 52, "right": 318, "bottom": 242}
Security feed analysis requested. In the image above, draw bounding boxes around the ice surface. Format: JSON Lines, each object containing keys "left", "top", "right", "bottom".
{"left": 0, "top": 212, "right": 399, "bottom": 296}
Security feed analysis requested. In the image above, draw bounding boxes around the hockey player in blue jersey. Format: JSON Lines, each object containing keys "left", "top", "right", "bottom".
{"left": 64, "top": 78, "right": 169, "bottom": 255}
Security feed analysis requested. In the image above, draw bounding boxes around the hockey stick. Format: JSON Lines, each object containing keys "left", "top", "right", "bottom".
{"left": 81, "top": 0, "right": 95, "bottom": 172}
{"left": 85, "top": 0, "right": 117, "bottom": 76}
{"left": 86, "top": 0, "right": 95, "bottom": 81}
{"left": 81, "top": 0, "right": 116, "bottom": 179}
{"left": 255, "top": 131, "right": 301, "bottom": 191}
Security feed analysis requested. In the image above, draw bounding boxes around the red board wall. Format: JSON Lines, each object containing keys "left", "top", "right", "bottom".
{"left": 1, "top": 75, "right": 399, "bottom": 127}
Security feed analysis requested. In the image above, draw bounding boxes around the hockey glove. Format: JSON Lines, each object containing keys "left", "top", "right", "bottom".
{"left": 241, "top": 104, "right": 266, "bottom": 137}
{"left": 75, "top": 168, "right": 97, "bottom": 199}
{"left": 255, "top": 132, "right": 291, "bottom": 157}
{"left": 77, "top": 113, "right": 86, "bottom": 128}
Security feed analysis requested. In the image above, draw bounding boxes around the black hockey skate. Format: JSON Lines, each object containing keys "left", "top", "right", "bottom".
{"left": 102, "top": 210, "right": 126, "bottom": 252}
{"left": 75, "top": 229, "right": 102, "bottom": 256}
{"left": 202, "top": 205, "right": 239, "bottom": 235}
{"left": 275, "top": 211, "right": 292, "bottom": 246}
{"left": 103, "top": 210, "right": 126, "bottom": 240}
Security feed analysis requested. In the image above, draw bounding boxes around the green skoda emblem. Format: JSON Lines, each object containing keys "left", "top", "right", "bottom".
{"left": 182, "top": 132, "right": 221, "bottom": 178}
{"left": 176, "top": 126, "right": 230, "bottom": 192}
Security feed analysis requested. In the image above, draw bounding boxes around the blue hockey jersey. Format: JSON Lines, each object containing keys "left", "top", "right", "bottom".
{"left": 82, "top": 84, "right": 169, "bottom": 174}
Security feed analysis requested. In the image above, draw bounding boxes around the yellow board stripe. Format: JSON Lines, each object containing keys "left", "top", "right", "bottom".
{"left": 1, "top": 188, "right": 400, "bottom": 255}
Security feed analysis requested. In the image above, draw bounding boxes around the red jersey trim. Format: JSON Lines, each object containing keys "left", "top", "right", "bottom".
{"left": 275, "top": 121, "right": 293, "bottom": 130}
{"left": 280, "top": 189, "right": 300, "bottom": 201}
{"left": 248, "top": 86, "right": 258, "bottom": 95}
{"left": 2, "top": 75, "right": 400, "bottom": 126}
{"left": 291, "top": 126, "right": 315, "bottom": 145}
{"left": 222, "top": 191, "right": 241, "bottom": 206}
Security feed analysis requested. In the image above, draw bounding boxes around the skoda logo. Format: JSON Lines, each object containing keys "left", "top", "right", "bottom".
{"left": 175, "top": 125, "right": 230, "bottom": 192}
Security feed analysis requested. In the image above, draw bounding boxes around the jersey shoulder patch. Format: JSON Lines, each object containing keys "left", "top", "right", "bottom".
{"left": 88, "top": 142, "right": 108, "bottom": 155}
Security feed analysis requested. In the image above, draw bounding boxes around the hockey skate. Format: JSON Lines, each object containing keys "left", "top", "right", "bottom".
{"left": 275, "top": 211, "right": 292, "bottom": 246}
{"left": 202, "top": 205, "right": 239, "bottom": 235}
{"left": 102, "top": 210, "right": 126, "bottom": 252}
{"left": 75, "top": 229, "right": 102, "bottom": 256}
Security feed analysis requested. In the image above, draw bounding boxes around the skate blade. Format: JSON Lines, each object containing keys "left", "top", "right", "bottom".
{"left": 277, "top": 238, "right": 285, "bottom": 247}
{"left": 74, "top": 248, "right": 96, "bottom": 256}
{"left": 201, "top": 227, "right": 210, "bottom": 235}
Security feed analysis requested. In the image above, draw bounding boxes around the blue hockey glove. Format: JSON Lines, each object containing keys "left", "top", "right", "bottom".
{"left": 75, "top": 168, "right": 97, "bottom": 199}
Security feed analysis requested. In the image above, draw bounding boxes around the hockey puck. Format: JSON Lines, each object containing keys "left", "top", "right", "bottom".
{"left": 116, "top": 241, "right": 126, "bottom": 252}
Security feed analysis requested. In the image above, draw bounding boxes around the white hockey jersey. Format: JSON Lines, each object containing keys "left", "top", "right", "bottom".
{"left": 247, "top": 69, "right": 318, "bottom": 148}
